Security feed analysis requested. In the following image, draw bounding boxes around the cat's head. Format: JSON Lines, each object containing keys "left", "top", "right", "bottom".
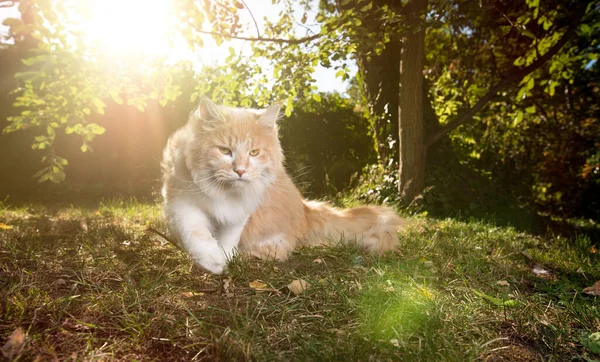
{"left": 185, "top": 98, "right": 283, "bottom": 196}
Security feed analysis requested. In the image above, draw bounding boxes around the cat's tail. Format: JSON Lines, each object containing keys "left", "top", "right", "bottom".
{"left": 302, "top": 200, "right": 405, "bottom": 253}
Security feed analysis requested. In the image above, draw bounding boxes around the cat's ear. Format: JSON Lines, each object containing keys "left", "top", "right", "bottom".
{"left": 191, "top": 97, "right": 225, "bottom": 128}
{"left": 258, "top": 103, "right": 282, "bottom": 128}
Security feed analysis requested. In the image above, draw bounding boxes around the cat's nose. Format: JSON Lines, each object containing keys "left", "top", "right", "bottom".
{"left": 234, "top": 169, "right": 246, "bottom": 177}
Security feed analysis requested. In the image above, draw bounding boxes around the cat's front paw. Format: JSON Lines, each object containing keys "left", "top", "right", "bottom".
{"left": 188, "top": 242, "right": 228, "bottom": 274}
{"left": 193, "top": 255, "right": 227, "bottom": 274}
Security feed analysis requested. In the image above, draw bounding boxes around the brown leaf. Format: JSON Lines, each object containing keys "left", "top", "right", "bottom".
{"left": 249, "top": 280, "right": 268, "bottom": 290}
{"left": 61, "top": 319, "right": 91, "bottom": 332}
{"left": 2, "top": 327, "right": 26, "bottom": 360}
{"left": 496, "top": 280, "right": 510, "bottom": 287}
{"left": 287, "top": 279, "right": 310, "bottom": 295}
{"left": 313, "top": 258, "right": 323, "bottom": 264}
{"left": 222, "top": 278, "right": 231, "bottom": 293}
{"left": 180, "top": 291, "right": 204, "bottom": 298}
{"left": 583, "top": 281, "right": 600, "bottom": 296}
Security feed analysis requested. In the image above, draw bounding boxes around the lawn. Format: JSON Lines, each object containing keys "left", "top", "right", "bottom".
{"left": 1, "top": 198, "right": 599, "bottom": 361}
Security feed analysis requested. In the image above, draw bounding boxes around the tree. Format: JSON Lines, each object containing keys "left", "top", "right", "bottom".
{"left": 2, "top": 0, "right": 598, "bottom": 209}
{"left": 397, "top": 0, "right": 427, "bottom": 201}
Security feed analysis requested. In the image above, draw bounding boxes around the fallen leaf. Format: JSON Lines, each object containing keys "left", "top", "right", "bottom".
{"left": 180, "top": 291, "right": 204, "bottom": 298}
{"left": 2, "top": 327, "right": 25, "bottom": 360}
{"left": 583, "top": 281, "right": 600, "bottom": 296}
{"left": 532, "top": 264, "right": 551, "bottom": 277}
{"left": 496, "top": 280, "right": 510, "bottom": 287}
{"left": 249, "top": 280, "right": 268, "bottom": 290}
{"left": 0, "top": 223, "right": 13, "bottom": 230}
{"left": 222, "top": 278, "right": 231, "bottom": 293}
{"left": 62, "top": 319, "right": 92, "bottom": 331}
{"left": 287, "top": 279, "right": 310, "bottom": 295}
{"left": 313, "top": 258, "right": 323, "bottom": 264}
{"left": 390, "top": 338, "right": 400, "bottom": 347}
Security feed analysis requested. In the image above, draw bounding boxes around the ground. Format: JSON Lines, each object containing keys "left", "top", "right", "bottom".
{"left": 0, "top": 198, "right": 599, "bottom": 361}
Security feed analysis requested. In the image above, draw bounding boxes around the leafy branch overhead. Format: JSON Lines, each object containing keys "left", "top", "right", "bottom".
{"left": 1, "top": 0, "right": 598, "bottom": 188}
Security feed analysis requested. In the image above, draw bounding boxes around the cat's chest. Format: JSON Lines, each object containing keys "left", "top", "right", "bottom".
{"left": 197, "top": 193, "right": 258, "bottom": 225}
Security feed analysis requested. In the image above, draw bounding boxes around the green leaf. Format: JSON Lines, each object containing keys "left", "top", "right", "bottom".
{"left": 48, "top": 169, "right": 66, "bottom": 183}
{"left": 513, "top": 111, "right": 524, "bottom": 126}
{"left": 88, "top": 124, "right": 105, "bottom": 135}
{"left": 526, "top": 76, "right": 534, "bottom": 91}
{"left": 92, "top": 98, "right": 106, "bottom": 115}
{"left": 21, "top": 54, "right": 49, "bottom": 66}
{"left": 513, "top": 56, "right": 525, "bottom": 66}
{"left": 360, "top": 2, "right": 373, "bottom": 12}
{"left": 522, "top": 30, "right": 536, "bottom": 40}
{"left": 110, "top": 92, "right": 124, "bottom": 105}
{"left": 81, "top": 144, "right": 88, "bottom": 152}
{"left": 580, "top": 332, "right": 600, "bottom": 354}
{"left": 473, "top": 290, "right": 517, "bottom": 308}
{"left": 579, "top": 24, "right": 592, "bottom": 37}
{"left": 312, "top": 93, "right": 322, "bottom": 102}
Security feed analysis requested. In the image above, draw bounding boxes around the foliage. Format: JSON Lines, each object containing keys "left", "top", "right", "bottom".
{"left": 1, "top": 0, "right": 600, "bottom": 220}
{"left": 279, "top": 93, "right": 376, "bottom": 196}
{"left": 433, "top": 3, "right": 600, "bottom": 219}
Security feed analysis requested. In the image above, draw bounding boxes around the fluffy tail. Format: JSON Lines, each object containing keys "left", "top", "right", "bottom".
{"left": 303, "top": 201, "right": 405, "bottom": 254}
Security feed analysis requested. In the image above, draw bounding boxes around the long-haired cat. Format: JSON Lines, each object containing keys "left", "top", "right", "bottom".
{"left": 161, "top": 98, "right": 404, "bottom": 274}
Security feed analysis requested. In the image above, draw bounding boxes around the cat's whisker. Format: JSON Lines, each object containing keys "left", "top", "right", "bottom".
{"left": 287, "top": 165, "right": 314, "bottom": 176}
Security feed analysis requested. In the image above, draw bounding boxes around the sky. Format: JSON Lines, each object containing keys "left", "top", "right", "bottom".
{"left": 0, "top": 0, "right": 352, "bottom": 93}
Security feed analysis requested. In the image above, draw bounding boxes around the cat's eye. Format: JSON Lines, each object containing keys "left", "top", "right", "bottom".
{"left": 249, "top": 149, "right": 260, "bottom": 157}
{"left": 219, "top": 147, "right": 232, "bottom": 155}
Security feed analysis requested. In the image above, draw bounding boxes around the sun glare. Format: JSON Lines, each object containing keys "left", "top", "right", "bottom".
{"left": 71, "top": 0, "right": 190, "bottom": 61}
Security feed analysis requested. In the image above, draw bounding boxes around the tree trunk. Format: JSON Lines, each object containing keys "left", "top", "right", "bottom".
{"left": 398, "top": 0, "right": 427, "bottom": 202}
{"left": 357, "top": 39, "right": 400, "bottom": 164}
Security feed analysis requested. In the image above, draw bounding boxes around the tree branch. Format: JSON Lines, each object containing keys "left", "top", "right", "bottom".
{"left": 194, "top": 29, "right": 321, "bottom": 45}
{"left": 425, "top": 25, "right": 577, "bottom": 148}
{"left": 240, "top": 0, "right": 261, "bottom": 38}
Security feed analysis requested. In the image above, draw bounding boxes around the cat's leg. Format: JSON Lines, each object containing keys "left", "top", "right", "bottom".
{"left": 165, "top": 198, "right": 228, "bottom": 274}
{"left": 215, "top": 220, "right": 248, "bottom": 261}
{"left": 246, "top": 233, "right": 295, "bottom": 261}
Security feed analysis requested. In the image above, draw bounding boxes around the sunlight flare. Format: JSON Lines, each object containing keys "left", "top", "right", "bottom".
{"left": 68, "top": 0, "right": 190, "bottom": 61}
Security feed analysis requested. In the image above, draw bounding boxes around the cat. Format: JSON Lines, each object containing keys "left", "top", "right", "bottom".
{"left": 161, "top": 98, "right": 405, "bottom": 274}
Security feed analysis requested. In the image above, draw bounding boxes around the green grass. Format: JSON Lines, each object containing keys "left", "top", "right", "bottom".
{"left": 1, "top": 198, "right": 599, "bottom": 361}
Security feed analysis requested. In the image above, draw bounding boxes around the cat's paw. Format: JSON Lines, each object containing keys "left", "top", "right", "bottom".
{"left": 193, "top": 255, "right": 227, "bottom": 274}
{"left": 188, "top": 242, "right": 228, "bottom": 274}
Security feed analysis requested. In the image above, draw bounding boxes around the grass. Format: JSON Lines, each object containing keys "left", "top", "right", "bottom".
{"left": 1, "top": 198, "right": 599, "bottom": 361}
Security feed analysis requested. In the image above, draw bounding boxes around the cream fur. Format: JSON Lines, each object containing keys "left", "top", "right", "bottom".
{"left": 162, "top": 99, "right": 405, "bottom": 274}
